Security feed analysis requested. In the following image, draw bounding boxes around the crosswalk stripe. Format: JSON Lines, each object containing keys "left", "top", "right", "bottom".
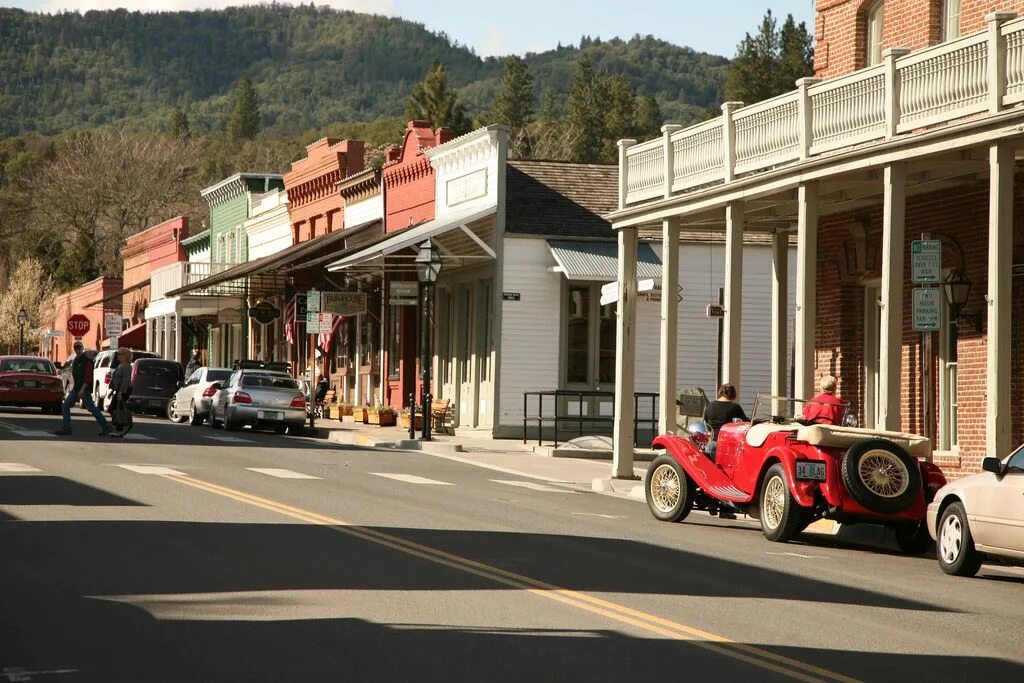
{"left": 204, "top": 436, "right": 253, "bottom": 443}
{"left": 113, "top": 464, "right": 188, "bottom": 476}
{"left": 490, "top": 479, "right": 580, "bottom": 494}
{"left": 246, "top": 468, "right": 321, "bottom": 480}
{"left": 0, "top": 463, "right": 42, "bottom": 473}
{"left": 370, "top": 473, "right": 453, "bottom": 486}
{"left": 122, "top": 433, "right": 157, "bottom": 441}
{"left": 10, "top": 430, "right": 56, "bottom": 438}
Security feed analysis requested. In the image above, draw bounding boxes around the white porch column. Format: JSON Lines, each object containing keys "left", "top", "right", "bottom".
{"left": 722, "top": 202, "right": 744, "bottom": 387}
{"left": 163, "top": 314, "right": 172, "bottom": 361}
{"left": 173, "top": 311, "right": 183, "bottom": 364}
{"left": 988, "top": 141, "right": 1014, "bottom": 458}
{"left": 659, "top": 218, "right": 680, "bottom": 434}
{"left": 613, "top": 227, "right": 639, "bottom": 479}
{"left": 771, "top": 229, "right": 789, "bottom": 404}
{"left": 879, "top": 163, "right": 906, "bottom": 432}
{"left": 355, "top": 313, "right": 364, "bottom": 405}
{"left": 794, "top": 183, "right": 818, "bottom": 400}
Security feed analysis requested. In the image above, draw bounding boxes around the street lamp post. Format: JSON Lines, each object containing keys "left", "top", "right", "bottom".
{"left": 415, "top": 239, "right": 443, "bottom": 440}
{"left": 941, "top": 269, "right": 972, "bottom": 363}
{"left": 17, "top": 308, "right": 28, "bottom": 355}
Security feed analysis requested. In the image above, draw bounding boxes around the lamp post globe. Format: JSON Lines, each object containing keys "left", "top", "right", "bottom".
{"left": 415, "top": 239, "right": 442, "bottom": 440}
{"left": 17, "top": 308, "right": 28, "bottom": 355}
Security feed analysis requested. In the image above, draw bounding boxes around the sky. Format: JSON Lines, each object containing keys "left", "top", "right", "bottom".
{"left": 1, "top": 1, "right": 817, "bottom": 59}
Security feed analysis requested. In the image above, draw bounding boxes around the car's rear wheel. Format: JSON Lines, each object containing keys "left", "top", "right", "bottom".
{"left": 841, "top": 440, "right": 921, "bottom": 514}
{"left": 894, "top": 520, "right": 932, "bottom": 554}
{"left": 95, "top": 383, "right": 105, "bottom": 412}
{"left": 759, "top": 464, "right": 804, "bottom": 542}
{"left": 208, "top": 405, "right": 222, "bottom": 429}
{"left": 189, "top": 400, "right": 204, "bottom": 426}
{"left": 222, "top": 411, "right": 240, "bottom": 431}
{"left": 937, "top": 502, "right": 983, "bottom": 577}
{"left": 645, "top": 454, "right": 694, "bottom": 522}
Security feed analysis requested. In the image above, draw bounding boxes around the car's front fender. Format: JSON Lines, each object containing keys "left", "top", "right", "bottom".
{"left": 652, "top": 434, "right": 752, "bottom": 502}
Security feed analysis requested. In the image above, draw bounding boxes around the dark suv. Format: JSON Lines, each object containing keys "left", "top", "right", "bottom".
{"left": 126, "top": 358, "right": 184, "bottom": 415}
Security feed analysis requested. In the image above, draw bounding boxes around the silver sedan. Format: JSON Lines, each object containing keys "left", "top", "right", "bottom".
{"left": 209, "top": 370, "right": 307, "bottom": 434}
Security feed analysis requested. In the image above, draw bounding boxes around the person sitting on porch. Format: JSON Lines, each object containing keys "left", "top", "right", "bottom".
{"left": 802, "top": 375, "right": 846, "bottom": 425}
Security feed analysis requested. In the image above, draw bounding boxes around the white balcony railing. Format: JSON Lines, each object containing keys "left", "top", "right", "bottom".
{"left": 620, "top": 12, "right": 1024, "bottom": 208}
{"left": 151, "top": 261, "right": 234, "bottom": 301}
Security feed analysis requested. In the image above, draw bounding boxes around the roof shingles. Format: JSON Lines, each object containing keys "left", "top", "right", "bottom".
{"left": 505, "top": 160, "right": 617, "bottom": 239}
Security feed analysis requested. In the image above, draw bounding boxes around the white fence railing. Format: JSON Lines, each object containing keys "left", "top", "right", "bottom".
{"left": 622, "top": 13, "right": 1024, "bottom": 207}
{"left": 151, "top": 261, "right": 233, "bottom": 301}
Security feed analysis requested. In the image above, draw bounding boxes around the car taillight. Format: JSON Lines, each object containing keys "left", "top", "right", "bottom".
{"left": 104, "top": 374, "right": 111, "bottom": 384}
{"left": 290, "top": 395, "right": 306, "bottom": 409}
{"left": 202, "top": 385, "right": 219, "bottom": 398}
{"left": 233, "top": 391, "right": 252, "bottom": 404}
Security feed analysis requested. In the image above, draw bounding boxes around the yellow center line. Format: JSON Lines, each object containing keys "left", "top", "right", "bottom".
{"left": 162, "top": 473, "right": 859, "bottom": 683}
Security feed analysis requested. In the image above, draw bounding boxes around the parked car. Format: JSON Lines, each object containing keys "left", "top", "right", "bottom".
{"left": 645, "top": 395, "right": 947, "bottom": 553}
{"left": 125, "top": 358, "right": 184, "bottom": 415}
{"left": 927, "top": 444, "right": 1024, "bottom": 577}
{"left": 92, "top": 349, "right": 160, "bottom": 410}
{"left": 208, "top": 369, "right": 306, "bottom": 434}
{"left": 0, "top": 356, "right": 64, "bottom": 414}
{"left": 166, "top": 366, "right": 233, "bottom": 425}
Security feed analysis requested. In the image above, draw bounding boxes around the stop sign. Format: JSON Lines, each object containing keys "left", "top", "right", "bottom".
{"left": 67, "top": 313, "right": 91, "bottom": 338}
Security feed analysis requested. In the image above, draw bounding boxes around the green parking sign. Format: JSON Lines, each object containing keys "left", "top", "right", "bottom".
{"left": 911, "top": 240, "right": 942, "bottom": 283}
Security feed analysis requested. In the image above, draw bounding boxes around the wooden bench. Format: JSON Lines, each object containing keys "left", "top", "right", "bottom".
{"left": 430, "top": 398, "right": 452, "bottom": 434}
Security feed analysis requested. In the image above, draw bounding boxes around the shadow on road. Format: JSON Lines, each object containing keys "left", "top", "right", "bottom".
{"left": 0, "top": 476, "right": 145, "bottom": 506}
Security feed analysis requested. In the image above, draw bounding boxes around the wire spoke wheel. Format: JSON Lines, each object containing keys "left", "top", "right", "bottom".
{"left": 858, "top": 450, "right": 910, "bottom": 498}
{"left": 650, "top": 464, "right": 681, "bottom": 514}
{"left": 762, "top": 475, "right": 786, "bottom": 530}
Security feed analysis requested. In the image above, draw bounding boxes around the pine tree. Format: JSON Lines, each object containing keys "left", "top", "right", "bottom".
{"left": 539, "top": 87, "right": 560, "bottom": 125}
{"left": 227, "top": 76, "right": 260, "bottom": 141}
{"left": 405, "top": 60, "right": 470, "bottom": 134}
{"left": 168, "top": 106, "right": 190, "bottom": 138}
{"left": 566, "top": 56, "right": 607, "bottom": 164}
{"left": 635, "top": 94, "right": 663, "bottom": 140}
{"left": 490, "top": 56, "right": 534, "bottom": 131}
{"left": 603, "top": 74, "right": 637, "bottom": 161}
{"left": 725, "top": 11, "right": 813, "bottom": 104}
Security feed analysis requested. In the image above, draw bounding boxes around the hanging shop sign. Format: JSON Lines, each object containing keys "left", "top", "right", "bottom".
{"left": 321, "top": 291, "right": 367, "bottom": 315}
{"left": 389, "top": 280, "right": 419, "bottom": 306}
{"left": 251, "top": 301, "right": 281, "bottom": 325}
{"left": 217, "top": 309, "right": 242, "bottom": 325}
{"left": 295, "top": 294, "right": 308, "bottom": 320}
{"left": 306, "top": 290, "right": 321, "bottom": 313}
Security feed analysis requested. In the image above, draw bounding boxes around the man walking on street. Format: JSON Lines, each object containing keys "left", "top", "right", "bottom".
{"left": 53, "top": 339, "right": 110, "bottom": 436}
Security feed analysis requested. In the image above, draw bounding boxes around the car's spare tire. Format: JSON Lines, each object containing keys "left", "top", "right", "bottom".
{"left": 841, "top": 439, "right": 921, "bottom": 514}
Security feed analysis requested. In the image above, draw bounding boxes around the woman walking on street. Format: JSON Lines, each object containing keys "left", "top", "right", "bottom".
{"left": 108, "top": 347, "right": 135, "bottom": 437}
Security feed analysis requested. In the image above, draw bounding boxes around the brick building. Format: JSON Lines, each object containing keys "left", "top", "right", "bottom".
{"left": 285, "top": 138, "right": 364, "bottom": 243}
{"left": 48, "top": 277, "right": 123, "bottom": 360}
{"left": 609, "top": 1, "right": 1024, "bottom": 478}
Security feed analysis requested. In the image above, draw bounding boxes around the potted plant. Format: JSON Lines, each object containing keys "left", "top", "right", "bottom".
{"left": 368, "top": 404, "right": 397, "bottom": 427}
{"left": 399, "top": 407, "right": 423, "bottom": 431}
{"left": 337, "top": 402, "right": 354, "bottom": 417}
{"left": 352, "top": 404, "right": 370, "bottom": 423}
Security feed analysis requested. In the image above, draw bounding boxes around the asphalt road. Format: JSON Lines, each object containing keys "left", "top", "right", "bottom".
{"left": 1, "top": 408, "right": 1022, "bottom": 682}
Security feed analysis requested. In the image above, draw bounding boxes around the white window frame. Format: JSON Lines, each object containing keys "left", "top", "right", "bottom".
{"left": 866, "top": 0, "right": 885, "bottom": 67}
{"left": 942, "top": 0, "right": 961, "bottom": 42}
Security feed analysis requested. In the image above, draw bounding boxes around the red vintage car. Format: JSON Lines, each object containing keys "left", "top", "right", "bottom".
{"left": 645, "top": 395, "right": 946, "bottom": 553}
{"left": 0, "top": 355, "right": 64, "bottom": 414}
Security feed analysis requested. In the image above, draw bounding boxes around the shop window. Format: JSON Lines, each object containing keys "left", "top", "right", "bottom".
{"left": 387, "top": 310, "right": 400, "bottom": 380}
{"left": 865, "top": 0, "right": 884, "bottom": 67}
{"left": 563, "top": 283, "right": 617, "bottom": 389}
{"left": 942, "top": 0, "right": 961, "bottom": 42}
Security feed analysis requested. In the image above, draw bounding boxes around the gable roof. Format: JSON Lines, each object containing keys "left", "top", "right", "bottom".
{"left": 505, "top": 160, "right": 617, "bottom": 239}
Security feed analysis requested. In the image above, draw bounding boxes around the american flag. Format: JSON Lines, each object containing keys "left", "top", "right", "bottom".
{"left": 317, "top": 315, "right": 344, "bottom": 353}
{"left": 284, "top": 293, "right": 297, "bottom": 345}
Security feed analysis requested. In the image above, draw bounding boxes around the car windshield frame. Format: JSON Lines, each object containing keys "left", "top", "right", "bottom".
{"left": 240, "top": 374, "right": 299, "bottom": 390}
{"left": 0, "top": 359, "right": 56, "bottom": 374}
{"left": 751, "top": 394, "right": 853, "bottom": 426}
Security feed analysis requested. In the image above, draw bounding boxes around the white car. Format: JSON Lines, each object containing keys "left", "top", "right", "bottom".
{"left": 167, "top": 366, "right": 233, "bottom": 425}
{"left": 927, "top": 444, "right": 1024, "bottom": 576}
{"left": 91, "top": 349, "right": 159, "bottom": 410}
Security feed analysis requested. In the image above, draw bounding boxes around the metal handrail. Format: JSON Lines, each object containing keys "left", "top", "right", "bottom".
{"left": 522, "top": 389, "right": 658, "bottom": 447}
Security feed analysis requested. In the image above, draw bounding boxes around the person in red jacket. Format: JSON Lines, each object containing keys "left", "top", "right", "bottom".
{"left": 802, "top": 375, "right": 846, "bottom": 425}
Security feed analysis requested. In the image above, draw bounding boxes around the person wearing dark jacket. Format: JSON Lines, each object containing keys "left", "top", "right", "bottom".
{"left": 184, "top": 347, "right": 202, "bottom": 379}
{"left": 703, "top": 383, "right": 748, "bottom": 519}
{"left": 108, "top": 347, "right": 135, "bottom": 437}
{"left": 54, "top": 339, "right": 110, "bottom": 436}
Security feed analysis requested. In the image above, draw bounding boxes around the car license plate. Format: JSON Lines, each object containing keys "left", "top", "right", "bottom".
{"left": 21, "top": 380, "right": 38, "bottom": 388}
{"left": 258, "top": 411, "right": 283, "bottom": 421}
{"left": 796, "top": 461, "right": 827, "bottom": 481}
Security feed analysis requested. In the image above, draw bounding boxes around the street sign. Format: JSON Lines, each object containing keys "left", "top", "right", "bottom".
{"left": 599, "top": 279, "right": 657, "bottom": 306}
{"left": 306, "top": 311, "right": 323, "bottom": 333}
{"left": 912, "top": 240, "right": 942, "bottom": 283}
{"left": 295, "top": 294, "right": 307, "bottom": 320}
{"left": 912, "top": 288, "right": 942, "bottom": 331}
{"left": 321, "top": 291, "right": 367, "bottom": 315}
{"left": 705, "top": 304, "right": 725, "bottom": 318}
{"left": 67, "top": 313, "right": 90, "bottom": 338}
{"left": 306, "top": 290, "right": 321, "bottom": 313}
{"left": 389, "top": 280, "right": 419, "bottom": 306}
{"left": 104, "top": 314, "right": 123, "bottom": 338}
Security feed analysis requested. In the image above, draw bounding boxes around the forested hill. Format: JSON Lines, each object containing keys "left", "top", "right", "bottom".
{"left": 0, "top": 4, "right": 729, "bottom": 139}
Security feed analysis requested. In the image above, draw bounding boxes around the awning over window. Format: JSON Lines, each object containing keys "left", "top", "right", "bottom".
{"left": 327, "top": 205, "right": 497, "bottom": 273}
{"left": 547, "top": 240, "right": 662, "bottom": 281}
{"left": 100, "top": 320, "right": 147, "bottom": 349}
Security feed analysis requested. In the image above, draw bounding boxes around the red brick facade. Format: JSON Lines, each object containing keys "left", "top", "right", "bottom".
{"left": 382, "top": 121, "right": 452, "bottom": 234}
{"left": 120, "top": 216, "right": 189, "bottom": 329}
{"left": 284, "top": 138, "right": 364, "bottom": 244}
{"left": 48, "top": 277, "right": 123, "bottom": 360}
{"left": 815, "top": 0, "right": 1024, "bottom": 78}
{"left": 815, "top": 179, "right": 1024, "bottom": 475}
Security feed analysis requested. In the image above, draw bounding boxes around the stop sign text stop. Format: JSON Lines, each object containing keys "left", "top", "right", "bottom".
{"left": 67, "top": 313, "right": 91, "bottom": 337}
